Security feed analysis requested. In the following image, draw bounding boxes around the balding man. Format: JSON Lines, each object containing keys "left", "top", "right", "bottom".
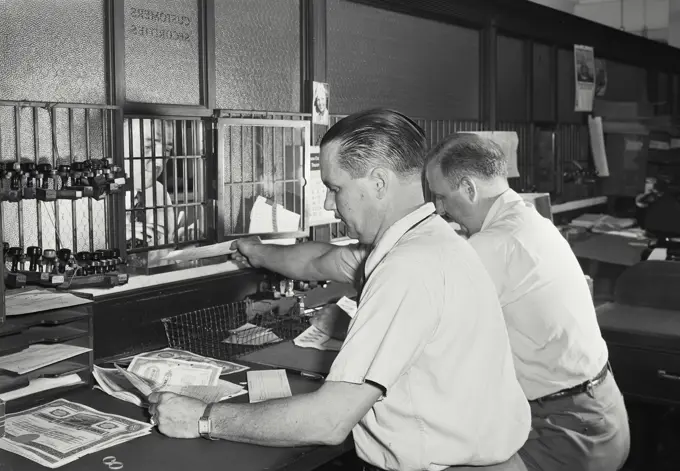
{"left": 425, "top": 133, "right": 630, "bottom": 471}
{"left": 149, "top": 110, "right": 530, "bottom": 471}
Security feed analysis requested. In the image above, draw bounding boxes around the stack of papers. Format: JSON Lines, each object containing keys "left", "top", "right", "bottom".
{"left": 0, "top": 374, "right": 83, "bottom": 402}
{"left": 223, "top": 323, "right": 282, "bottom": 346}
{"left": 0, "top": 399, "right": 152, "bottom": 468}
{"left": 93, "top": 357, "right": 247, "bottom": 407}
{"left": 0, "top": 344, "right": 92, "bottom": 375}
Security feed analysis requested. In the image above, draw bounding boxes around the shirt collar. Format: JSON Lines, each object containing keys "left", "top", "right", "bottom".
{"left": 480, "top": 189, "right": 523, "bottom": 232}
{"left": 364, "top": 203, "right": 436, "bottom": 279}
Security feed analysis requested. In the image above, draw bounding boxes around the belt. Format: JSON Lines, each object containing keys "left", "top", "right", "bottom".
{"left": 533, "top": 363, "right": 609, "bottom": 402}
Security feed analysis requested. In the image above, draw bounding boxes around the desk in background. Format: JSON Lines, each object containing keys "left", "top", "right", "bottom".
{"left": 0, "top": 361, "right": 352, "bottom": 471}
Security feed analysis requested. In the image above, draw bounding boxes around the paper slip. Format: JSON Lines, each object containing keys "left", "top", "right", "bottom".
{"left": 0, "top": 344, "right": 91, "bottom": 375}
{"left": 294, "top": 325, "right": 343, "bottom": 352}
{"left": 162, "top": 240, "right": 237, "bottom": 262}
{"left": 6, "top": 288, "right": 92, "bottom": 316}
{"left": 0, "top": 399, "right": 151, "bottom": 468}
{"left": 248, "top": 195, "right": 301, "bottom": 234}
{"left": 335, "top": 296, "right": 358, "bottom": 318}
{"left": 116, "top": 348, "right": 249, "bottom": 375}
{"left": 223, "top": 323, "right": 282, "bottom": 346}
{"left": 247, "top": 370, "right": 292, "bottom": 404}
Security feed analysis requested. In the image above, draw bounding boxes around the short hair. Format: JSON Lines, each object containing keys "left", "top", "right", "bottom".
{"left": 320, "top": 108, "right": 426, "bottom": 179}
{"left": 427, "top": 133, "right": 507, "bottom": 188}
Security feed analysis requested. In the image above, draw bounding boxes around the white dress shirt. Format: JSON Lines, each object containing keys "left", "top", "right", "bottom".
{"left": 468, "top": 189, "right": 609, "bottom": 400}
{"left": 327, "top": 203, "right": 530, "bottom": 471}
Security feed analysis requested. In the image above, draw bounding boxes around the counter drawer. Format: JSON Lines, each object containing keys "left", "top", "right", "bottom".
{"left": 609, "top": 344, "right": 680, "bottom": 405}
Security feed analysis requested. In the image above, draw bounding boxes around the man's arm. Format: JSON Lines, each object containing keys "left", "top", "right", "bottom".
{"left": 233, "top": 239, "right": 366, "bottom": 284}
{"left": 149, "top": 380, "right": 381, "bottom": 446}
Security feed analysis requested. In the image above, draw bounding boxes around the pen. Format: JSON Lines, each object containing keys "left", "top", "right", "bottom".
{"left": 287, "top": 369, "right": 325, "bottom": 381}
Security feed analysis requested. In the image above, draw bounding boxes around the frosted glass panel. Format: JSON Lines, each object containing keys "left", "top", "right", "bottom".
{"left": 0, "top": 0, "right": 106, "bottom": 103}
{"left": 125, "top": 0, "right": 201, "bottom": 105}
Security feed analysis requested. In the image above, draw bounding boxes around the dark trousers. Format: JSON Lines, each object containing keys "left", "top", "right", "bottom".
{"left": 519, "top": 372, "right": 630, "bottom": 471}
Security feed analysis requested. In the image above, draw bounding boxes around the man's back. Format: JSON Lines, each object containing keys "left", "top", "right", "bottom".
{"left": 328, "top": 207, "right": 530, "bottom": 471}
{"left": 469, "top": 190, "right": 608, "bottom": 399}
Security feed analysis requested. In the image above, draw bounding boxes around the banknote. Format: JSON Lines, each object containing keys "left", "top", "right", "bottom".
{"left": 118, "top": 348, "right": 249, "bottom": 375}
{"left": 128, "top": 357, "right": 221, "bottom": 387}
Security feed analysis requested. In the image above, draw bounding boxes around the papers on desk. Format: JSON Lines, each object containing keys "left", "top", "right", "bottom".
{"left": 294, "top": 325, "right": 343, "bottom": 352}
{"left": 223, "top": 323, "right": 283, "bottom": 346}
{"left": 0, "top": 399, "right": 152, "bottom": 468}
{"left": 5, "top": 288, "right": 92, "bottom": 316}
{"left": 0, "top": 374, "right": 83, "bottom": 402}
{"left": 247, "top": 369, "right": 292, "bottom": 404}
{"left": 0, "top": 344, "right": 91, "bottom": 375}
{"left": 115, "top": 348, "right": 249, "bottom": 375}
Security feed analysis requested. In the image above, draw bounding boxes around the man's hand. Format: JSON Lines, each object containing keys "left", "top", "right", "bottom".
{"left": 148, "top": 392, "right": 206, "bottom": 439}
{"left": 230, "top": 236, "right": 263, "bottom": 268}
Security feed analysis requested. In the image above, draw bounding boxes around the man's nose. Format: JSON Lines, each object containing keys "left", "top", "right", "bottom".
{"left": 323, "top": 190, "right": 335, "bottom": 212}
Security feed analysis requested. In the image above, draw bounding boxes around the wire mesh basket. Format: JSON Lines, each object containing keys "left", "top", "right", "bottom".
{"left": 162, "top": 299, "right": 309, "bottom": 361}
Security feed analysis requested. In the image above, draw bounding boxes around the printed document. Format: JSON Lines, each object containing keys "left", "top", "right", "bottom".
{"left": 294, "top": 325, "right": 343, "bottom": 352}
{"left": 0, "top": 399, "right": 151, "bottom": 468}
{"left": 247, "top": 369, "right": 292, "bottom": 403}
{"left": 0, "top": 344, "right": 91, "bottom": 375}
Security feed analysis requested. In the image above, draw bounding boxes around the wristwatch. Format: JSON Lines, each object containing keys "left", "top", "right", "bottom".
{"left": 198, "top": 403, "right": 218, "bottom": 440}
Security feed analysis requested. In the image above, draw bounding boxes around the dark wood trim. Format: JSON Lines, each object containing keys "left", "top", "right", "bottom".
{"left": 349, "top": 0, "right": 680, "bottom": 75}
{"left": 300, "top": 0, "right": 312, "bottom": 114}
{"left": 122, "top": 103, "right": 214, "bottom": 117}
{"left": 104, "top": 0, "right": 127, "bottom": 256}
{"left": 199, "top": 0, "right": 216, "bottom": 110}
{"left": 311, "top": 0, "right": 327, "bottom": 83}
{"left": 481, "top": 23, "right": 497, "bottom": 128}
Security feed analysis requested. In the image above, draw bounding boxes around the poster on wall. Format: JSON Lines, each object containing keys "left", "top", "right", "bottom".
{"left": 595, "top": 58, "right": 607, "bottom": 97}
{"left": 305, "top": 146, "right": 339, "bottom": 227}
{"left": 573, "top": 45, "right": 596, "bottom": 112}
{"left": 312, "top": 82, "right": 330, "bottom": 126}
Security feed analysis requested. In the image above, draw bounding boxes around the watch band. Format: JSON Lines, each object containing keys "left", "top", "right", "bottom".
{"left": 199, "top": 402, "right": 218, "bottom": 440}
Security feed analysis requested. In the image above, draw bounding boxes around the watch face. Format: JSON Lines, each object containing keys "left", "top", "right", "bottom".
{"left": 198, "top": 418, "right": 211, "bottom": 435}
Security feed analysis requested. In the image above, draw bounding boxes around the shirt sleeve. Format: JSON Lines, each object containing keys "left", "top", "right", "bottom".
{"left": 326, "top": 255, "right": 442, "bottom": 394}
{"left": 332, "top": 243, "right": 369, "bottom": 285}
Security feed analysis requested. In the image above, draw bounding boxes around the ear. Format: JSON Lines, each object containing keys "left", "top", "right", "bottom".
{"left": 369, "top": 167, "right": 389, "bottom": 199}
{"left": 460, "top": 176, "right": 479, "bottom": 203}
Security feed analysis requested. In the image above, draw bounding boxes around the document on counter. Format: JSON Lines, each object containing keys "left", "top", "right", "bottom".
{"left": 162, "top": 240, "right": 237, "bottom": 262}
{"left": 115, "top": 347, "right": 249, "bottom": 375}
{"left": 294, "top": 325, "right": 343, "bottom": 352}
{"left": 247, "top": 370, "right": 292, "bottom": 403}
{"left": 6, "top": 288, "right": 92, "bottom": 316}
{"left": 223, "top": 323, "right": 283, "bottom": 346}
{"left": 0, "top": 344, "right": 91, "bottom": 375}
{"left": 0, "top": 374, "right": 83, "bottom": 402}
{"left": 0, "top": 398, "right": 152, "bottom": 468}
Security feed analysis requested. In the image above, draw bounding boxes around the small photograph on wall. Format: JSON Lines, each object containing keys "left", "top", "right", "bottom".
{"left": 595, "top": 58, "right": 607, "bottom": 97}
{"left": 312, "top": 81, "right": 330, "bottom": 126}
{"left": 574, "top": 45, "right": 595, "bottom": 112}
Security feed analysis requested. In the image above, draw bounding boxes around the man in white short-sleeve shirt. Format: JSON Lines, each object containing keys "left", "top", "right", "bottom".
{"left": 148, "top": 110, "right": 530, "bottom": 471}
{"left": 426, "top": 133, "right": 630, "bottom": 471}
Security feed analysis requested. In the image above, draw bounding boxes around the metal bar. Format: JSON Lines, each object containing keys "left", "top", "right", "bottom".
{"left": 139, "top": 119, "right": 147, "bottom": 248}
{"left": 85, "top": 108, "right": 94, "bottom": 251}
{"left": 172, "top": 121, "right": 179, "bottom": 246}
{"left": 182, "top": 120, "right": 189, "bottom": 240}
{"left": 127, "top": 119, "right": 135, "bottom": 249}
{"left": 162, "top": 120, "right": 170, "bottom": 245}
{"left": 192, "top": 121, "right": 198, "bottom": 241}
{"left": 69, "top": 108, "right": 77, "bottom": 251}
{"left": 281, "top": 127, "right": 286, "bottom": 211}
{"left": 33, "top": 107, "right": 43, "bottom": 249}
{"left": 51, "top": 106, "right": 60, "bottom": 249}
{"left": 15, "top": 106, "right": 24, "bottom": 249}
{"left": 151, "top": 119, "right": 158, "bottom": 246}
{"left": 103, "top": 109, "right": 110, "bottom": 249}
{"left": 244, "top": 126, "right": 248, "bottom": 232}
